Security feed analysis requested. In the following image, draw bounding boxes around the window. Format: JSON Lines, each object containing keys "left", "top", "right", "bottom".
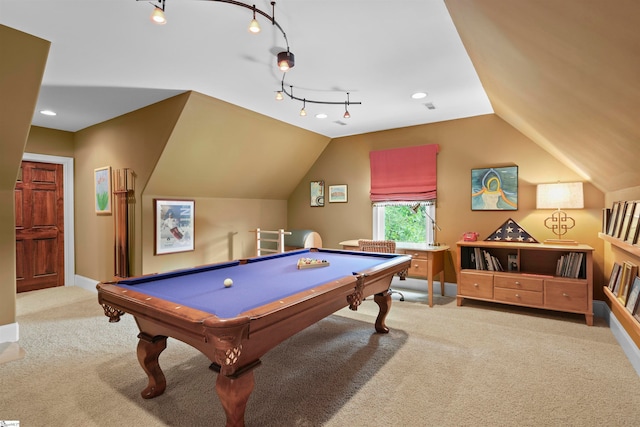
{"left": 373, "top": 201, "right": 436, "bottom": 246}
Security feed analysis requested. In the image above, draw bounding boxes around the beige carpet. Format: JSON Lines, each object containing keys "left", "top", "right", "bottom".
{"left": 1, "top": 285, "right": 639, "bottom": 426}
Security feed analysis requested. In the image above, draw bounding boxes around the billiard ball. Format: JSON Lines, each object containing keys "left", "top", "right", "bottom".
{"left": 223, "top": 278, "right": 233, "bottom": 288}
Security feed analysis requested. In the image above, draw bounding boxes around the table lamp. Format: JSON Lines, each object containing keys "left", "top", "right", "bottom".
{"left": 536, "top": 182, "right": 584, "bottom": 244}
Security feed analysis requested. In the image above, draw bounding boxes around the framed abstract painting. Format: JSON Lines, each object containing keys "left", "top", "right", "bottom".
{"left": 471, "top": 166, "right": 518, "bottom": 211}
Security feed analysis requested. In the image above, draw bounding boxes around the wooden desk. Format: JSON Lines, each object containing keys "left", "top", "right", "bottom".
{"left": 339, "top": 240, "right": 449, "bottom": 307}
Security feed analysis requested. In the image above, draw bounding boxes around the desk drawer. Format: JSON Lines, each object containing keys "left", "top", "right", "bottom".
{"left": 494, "top": 274, "right": 543, "bottom": 292}
{"left": 459, "top": 271, "right": 493, "bottom": 299}
{"left": 408, "top": 259, "right": 428, "bottom": 278}
{"left": 494, "top": 287, "right": 543, "bottom": 306}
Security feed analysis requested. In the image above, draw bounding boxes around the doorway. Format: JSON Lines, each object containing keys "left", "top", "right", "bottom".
{"left": 17, "top": 154, "right": 75, "bottom": 292}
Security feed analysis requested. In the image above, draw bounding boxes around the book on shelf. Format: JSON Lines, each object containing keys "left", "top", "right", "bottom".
{"left": 469, "top": 248, "right": 503, "bottom": 271}
{"left": 556, "top": 252, "right": 584, "bottom": 278}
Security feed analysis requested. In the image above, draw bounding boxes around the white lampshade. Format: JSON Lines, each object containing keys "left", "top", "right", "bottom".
{"left": 536, "top": 182, "right": 584, "bottom": 209}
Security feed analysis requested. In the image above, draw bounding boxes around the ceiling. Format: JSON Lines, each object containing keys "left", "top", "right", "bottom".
{"left": 3, "top": 0, "right": 639, "bottom": 194}
{"left": 0, "top": 0, "right": 493, "bottom": 138}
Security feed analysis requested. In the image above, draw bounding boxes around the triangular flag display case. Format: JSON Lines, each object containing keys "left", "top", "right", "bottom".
{"left": 484, "top": 218, "right": 538, "bottom": 243}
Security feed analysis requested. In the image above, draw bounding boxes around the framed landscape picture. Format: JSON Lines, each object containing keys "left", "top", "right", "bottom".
{"left": 471, "top": 166, "right": 518, "bottom": 211}
{"left": 328, "top": 185, "right": 348, "bottom": 203}
{"left": 154, "top": 199, "right": 195, "bottom": 255}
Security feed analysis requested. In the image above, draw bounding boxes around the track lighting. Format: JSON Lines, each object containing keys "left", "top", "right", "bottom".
{"left": 136, "top": 0, "right": 361, "bottom": 118}
{"left": 279, "top": 79, "right": 361, "bottom": 119}
{"left": 248, "top": 5, "right": 260, "bottom": 33}
{"left": 149, "top": 0, "right": 166, "bottom": 25}
{"left": 343, "top": 93, "right": 351, "bottom": 118}
{"left": 277, "top": 50, "right": 295, "bottom": 71}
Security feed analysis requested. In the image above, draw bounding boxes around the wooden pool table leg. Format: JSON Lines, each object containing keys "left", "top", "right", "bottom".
{"left": 216, "top": 370, "right": 255, "bottom": 427}
{"left": 136, "top": 333, "right": 167, "bottom": 399}
{"left": 373, "top": 291, "right": 392, "bottom": 334}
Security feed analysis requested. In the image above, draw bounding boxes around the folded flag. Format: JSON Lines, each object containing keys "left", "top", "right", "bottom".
{"left": 485, "top": 218, "right": 538, "bottom": 243}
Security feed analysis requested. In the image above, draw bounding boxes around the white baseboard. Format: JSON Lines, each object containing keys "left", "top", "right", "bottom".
{"left": 597, "top": 300, "right": 640, "bottom": 377}
{"left": 74, "top": 274, "right": 100, "bottom": 293}
{"left": 0, "top": 322, "right": 18, "bottom": 343}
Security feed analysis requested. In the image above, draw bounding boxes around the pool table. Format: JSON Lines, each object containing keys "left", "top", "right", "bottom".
{"left": 97, "top": 248, "right": 410, "bottom": 427}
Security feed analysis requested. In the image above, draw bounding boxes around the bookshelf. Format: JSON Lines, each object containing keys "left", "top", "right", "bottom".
{"left": 598, "top": 232, "right": 640, "bottom": 348}
{"left": 456, "top": 240, "right": 594, "bottom": 325}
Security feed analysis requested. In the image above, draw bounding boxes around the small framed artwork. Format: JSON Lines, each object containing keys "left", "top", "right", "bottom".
{"left": 94, "top": 166, "right": 112, "bottom": 214}
{"left": 617, "top": 261, "right": 638, "bottom": 305}
{"left": 625, "top": 276, "right": 640, "bottom": 314}
{"left": 607, "top": 201, "right": 621, "bottom": 236}
{"left": 608, "top": 263, "right": 621, "bottom": 291}
{"left": 471, "top": 166, "right": 518, "bottom": 211}
{"left": 616, "top": 201, "right": 631, "bottom": 239}
{"left": 602, "top": 208, "right": 611, "bottom": 234}
{"left": 626, "top": 201, "right": 640, "bottom": 244}
{"left": 310, "top": 180, "right": 325, "bottom": 207}
{"left": 154, "top": 199, "right": 195, "bottom": 255}
{"left": 328, "top": 185, "right": 348, "bottom": 203}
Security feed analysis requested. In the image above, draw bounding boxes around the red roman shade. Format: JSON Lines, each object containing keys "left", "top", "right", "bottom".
{"left": 369, "top": 144, "right": 439, "bottom": 202}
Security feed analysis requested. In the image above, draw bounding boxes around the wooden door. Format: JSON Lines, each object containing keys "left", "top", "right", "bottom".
{"left": 15, "top": 161, "right": 65, "bottom": 293}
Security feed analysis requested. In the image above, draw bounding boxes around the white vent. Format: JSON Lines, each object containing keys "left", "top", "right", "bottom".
{"left": 333, "top": 120, "right": 348, "bottom": 126}
{"left": 424, "top": 102, "right": 436, "bottom": 110}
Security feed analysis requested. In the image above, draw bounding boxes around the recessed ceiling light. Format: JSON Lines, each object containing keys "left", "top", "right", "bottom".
{"left": 40, "top": 110, "right": 57, "bottom": 116}
{"left": 411, "top": 92, "right": 427, "bottom": 99}
{"left": 315, "top": 113, "right": 328, "bottom": 119}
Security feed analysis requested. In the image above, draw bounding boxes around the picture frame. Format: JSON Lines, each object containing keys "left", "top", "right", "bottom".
{"left": 625, "top": 276, "right": 640, "bottom": 314}
{"left": 617, "top": 261, "right": 638, "bottom": 305}
{"left": 607, "top": 201, "right": 621, "bottom": 236}
{"left": 94, "top": 166, "right": 112, "bottom": 214}
{"left": 154, "top": 199, "right": 195, "bottom": 255}
{"left": 617, "top": 201, "right": 632, "bottom": 240}
{"left": 471, "top": 166, "right": 518, "bottom": 211}
{"left": 608, "top": 262, "right": 621, "bottom": 291}
{"left": 328, "top": 184, "right": 348, "bottom": 203}
{"left": 626, "top": 201, "right": 640, "bottom": 245}
{"left": 310, "top": 180, "right": 325, "bottom": 207}
{"left": 602, "top": 208, "right": 611, "bottom": 234}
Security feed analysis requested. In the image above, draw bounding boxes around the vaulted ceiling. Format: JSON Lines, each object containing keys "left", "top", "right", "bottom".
{"left": 1, "top": 0, "right": 638, "bottom": 194}
{"left": 445, "top": 0, "right": 640, "bottom": 193}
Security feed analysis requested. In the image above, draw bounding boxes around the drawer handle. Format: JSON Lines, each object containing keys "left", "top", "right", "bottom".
{"left": 515, "top": 294, "right": 520, "bottom": 298}
{"left": 474, "top": 283, "right": 479, "bottom": 287}
{"left": 514, "top": 281, "right": 521, "bottom": 285}
{"left": 563, "top": 293, "right": 569, "bottom": 297}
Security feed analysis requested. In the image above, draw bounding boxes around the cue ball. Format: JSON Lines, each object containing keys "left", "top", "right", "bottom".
{"left": 224, "top": 278, "right": 233, "bottom": 288}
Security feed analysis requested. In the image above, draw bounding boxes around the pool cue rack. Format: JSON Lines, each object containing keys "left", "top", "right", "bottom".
{"left": 113, "top": 168, "right": 135, "bottom": 277}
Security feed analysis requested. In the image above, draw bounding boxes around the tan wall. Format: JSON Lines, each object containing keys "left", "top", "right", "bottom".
{"left": 24, "top": 126, "right": 74, "bottom": 157}
{"left": 141, "top": 196, "right": 287, "bottom": 274}
{"left": 288, "top": 114, "right": 605, "bottom": 294}
{"left": 73, "top": 93, "right": 189, "bottom": 282}
{"left": 0, "top": 26, "right": 49, "bottom": 330}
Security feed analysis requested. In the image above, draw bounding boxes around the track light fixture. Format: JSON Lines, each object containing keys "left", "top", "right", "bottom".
{"left": 277, "top": 50, "right": 295, "bottom": 72}
{"left": 279, "top": 77, "right": 361, "bottom": 119}
{"left": 248, "top": 5, "right": 261, "bottom": 33}
{"left": 148, "top": 0, "right": 166, "bottom": 24}
{"left": 136, "top": 0, "right": 362, "bottom": 117}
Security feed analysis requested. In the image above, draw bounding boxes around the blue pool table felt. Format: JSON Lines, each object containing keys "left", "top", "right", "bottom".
{"left": 116, "top": 250, "right": 398, "bottom": 318}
